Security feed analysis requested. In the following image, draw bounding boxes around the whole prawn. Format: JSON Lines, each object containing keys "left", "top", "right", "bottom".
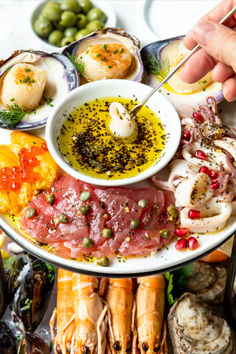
{"left": 50, "top": 268, "right": 75, "bottom": 354}
{"left": 72, "top": 274, "right": 108, "bottom": 354}
{"left": 105, "top": 278, "right": 135, "bottom": 354}
{"left": 136, "top": 274, "right": 167, "bottom": 354}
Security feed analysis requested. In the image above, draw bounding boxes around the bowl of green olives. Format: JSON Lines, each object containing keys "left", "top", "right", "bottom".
{"left": 31, "top": 0, "right": 116, "bottom": 48}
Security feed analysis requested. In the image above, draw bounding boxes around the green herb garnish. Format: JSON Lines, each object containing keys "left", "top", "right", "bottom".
{"left": 103, "top": 44, "right": 108, "bottom": 51}
{"left": 108, "top": 65, "right": 112, "bottom": 68}
{"left": 0, "top": 103, "right": 26, "bottom": 126}
{"left": 66, "top": 52, "right": 87, "bottom": 79}
{"left": 120, "top": 48, "right": 124, "bottom": 53}
{"left": 101, "top": 57, "right": 106, "bottom": 61}
{"left": 148, "top": 54, "right": 170, "bottom": 79}
{"left": 3, "top": 255, "right": 16, "bottom": 270}
{"left": 22, "top": 298, "right": 33, "bottom": 311}
{"left": 96, "top": 53, "right": 102, "bottom": 57}
{"left": 49, "top": 341, "right": 53, "bottom": 352}
{"left": 10, "top": 98, "right": 15, "bottom": 102}
{"left": 113, "top": 49, "right": 118, "bottom": 54}
{"left": 16, "top": 334, "right": 23, "bottom": 341}
{"left": 25, "top": 68, "right": 31, "bottom": 72}
{"left": 45, "top": 262, "right": 56, "bottom": 283}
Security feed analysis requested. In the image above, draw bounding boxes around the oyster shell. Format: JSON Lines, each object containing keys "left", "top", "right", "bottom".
{"left": 141, "top": 36, "right": 223, "bottom": 117}
{"left": 0, "top": 50, "right": 79, "bottom": 130}
{"left": 168, "top": 293, "right": 235, "bottom": 354}
{"left": 63, "top": 28, "right": 143, "bottom": 83}
{"left": 185, "top": 261, "right": 227, "bottom": 304}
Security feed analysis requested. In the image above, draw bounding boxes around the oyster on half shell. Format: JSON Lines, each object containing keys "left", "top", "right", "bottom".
{"left": 63, "top": 28, "right": 143, "bottom": 83}
{"left": 168, "top": 293, "right": 235, "bottom": 354}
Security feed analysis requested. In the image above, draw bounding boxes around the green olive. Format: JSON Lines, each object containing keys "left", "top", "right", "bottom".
{"left": 61, "top": 36, "right": 74, "bottom": 46}
{"left": 138, "top": 199, "right": 148, "bottom": 208}
{"left": 61, "top": 0, "right": 81, "bottom": 13}
{"left": 87, "top": 8, "right": 107, "bottom": 23}
{"left": 46, "top": 1, "right": 60, "bottom": 7}
{"left": 80, "top": 190, "right": 91, "bottom": 201}
{"left": 46, "top": 193, "right": 55, "bottom": 205}
{"left": 130, "top": 219, "right": 141, "bottom": 230}
{"left": 42, "top": 4, "right": 62, "bottom": 21}
{"left": 82, "top": 237, "right": 94, "bottom": 248}
{"left": 34, "top": 18, "right": 53, "bottom": 38}
{"left": 102, "top": 228, "right": 113, "bottom": 239}
{"left": 75, "top": 28, "right": 91, "bottom": 40}
{"left": 80, "top": 204, "right": 91, "bottom": 215}
{"left": 58, "top": 213, "right": 68, "bottom": 223}
{"left": 60, "top": 11, "right": 77, "bottom": 27}
{"left": 78, "top": 0, "right": 93, "bottom": 13}
{"left": 77, "top": 13, "right": 88, "bottom": 29}
{"left": 26, "top": 207, "right": 36, "bottom": 219}
{"left": 64, "top": 26, "right": 77, "bottom": 38}
{"left": 48, "top": 29, "right": 64, "bottom": 46}
{"left": 167, "top": 205, "right": 179, "bottom": 219}
{"left": 86, "top": 20, "right": 104, "bottom": 32}
{"left": 159, "top": 229, "right": 170, "bottom": 239}
{"left": 97, "top": 256, "right": 109, "bottom": 267}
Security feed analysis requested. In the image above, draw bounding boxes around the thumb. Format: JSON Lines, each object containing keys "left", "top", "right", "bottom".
{"left": 192, "top": 21, "right": 236, "bottom": 73}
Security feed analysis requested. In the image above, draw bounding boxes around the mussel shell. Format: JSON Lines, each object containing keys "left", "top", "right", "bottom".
{"left": 9, "top": 255, "right": 55, "bottom": 332}
{"left": 17, "top": 332, "right": 50, "bottom": 354}
{"left": 0, "top": 321, "right": 16, "bottom": 354}
{"left": 62, "top": 27, "right": 144, "bottom": 83}
{"left": 0, "top": 50, "right": 79, "bottom": 130}
{"left": 0, "top": 252, "right": 7, "bottom": 318}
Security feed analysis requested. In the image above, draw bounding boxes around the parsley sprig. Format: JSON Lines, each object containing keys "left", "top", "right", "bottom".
{"left": 147, "top": 54, "right": 170, "bottom": 79}
{"left": 0, "top": 103, "right": 26, "bottom": 126}
{"left": 67, "top": 52, "right": 87, "bottom": 79}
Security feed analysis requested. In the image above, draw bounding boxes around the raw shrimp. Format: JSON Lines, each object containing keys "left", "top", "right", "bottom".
{"left": 72, "top": 274, "right": 108, "bottom": 354}
{"left": 50, "top": 268, "right": 75, "bottom": 354}
{"left": 136, "top": 274, "right": 167, "bottom": 354}
{"left": 105, "top": 278, "right": 135, "bottom": 354}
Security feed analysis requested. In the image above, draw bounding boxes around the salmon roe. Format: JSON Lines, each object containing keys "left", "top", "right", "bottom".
{"left": 0, "top": 143, "right": 47, "bottom": 192}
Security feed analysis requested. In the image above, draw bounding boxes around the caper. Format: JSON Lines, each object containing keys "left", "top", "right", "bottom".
{"left": 80, "top": 204, "right": 91, "bottom": 215}
{"left": 167, "top": 205, "right": 179, "bottom": 219}
{"left": 138, "top": 199, "right": 148, "bottom": 208}
{"left": 102, "top": 228, "right": 113, "bottom": 239}
{"left": 80, "top": 191, "right": 91, "bottom": 201}
{"left": 82, "top": 237, "right": 94, "bottom": 248}
{"left": 26, "top": 207, "right": 36, "bottom": 219}
{"left": 97, "top": 256, "right": 109, "bottom": 267}
{"left": 130, "top": 219, "right": 141, "bottom": 230}
{"left": 46, "top": 193, "right": 55, "bottom": 205}
{"left": 58, "top": 213, "right": 68, "bottom": 223}
{"left": 159, "top": 229, "right": 170, "bottom": 239}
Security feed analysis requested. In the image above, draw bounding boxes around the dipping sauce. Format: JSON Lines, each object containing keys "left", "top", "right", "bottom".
{"left": 58, "top": 97, "right": 166, "bottom": 180}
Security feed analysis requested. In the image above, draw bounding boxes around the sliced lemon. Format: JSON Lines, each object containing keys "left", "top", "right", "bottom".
{"left": 0, "top": 233, "right": 4, "bottom": 248}
{"left": 1, "top": 249, "right": 10, "bottom": 259}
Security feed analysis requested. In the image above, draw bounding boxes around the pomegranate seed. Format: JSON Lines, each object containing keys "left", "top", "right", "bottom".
{"left": 208, "top": 170, "right": 218, "bottom": 179}
{"left": 193, "top": 112, "right": 204, "bottom": 124}
{"left": 175, "top": 228, "right": 189, "bottom": 237}
{"left": 175, "top": 238, "right": 187, "bottom": 250}
{"left": 210, "top": 181, "right": 220, "bottom": 189}
{"left": 199, "top": 166, "right": 209, "bottom": 174}
{"left": 188, "top": 210, "right": 201, "bottom": 219}
{"left": 194, "top": 150, "right": 208, "bottom": 160}
{"left": 187, "top": 236, "right": 199, "bottom": 250}
{"left": 183, "top": 129, "right": 191, "bottom": 140}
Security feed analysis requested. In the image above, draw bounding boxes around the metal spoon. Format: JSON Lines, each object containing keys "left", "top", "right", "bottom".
{"left": 129, "top": 6, "right": 236, "bottom": 119}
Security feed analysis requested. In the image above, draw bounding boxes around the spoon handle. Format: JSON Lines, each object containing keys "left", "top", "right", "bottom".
{"left": 130, "top": 5, "right": 236, "bottom": 117}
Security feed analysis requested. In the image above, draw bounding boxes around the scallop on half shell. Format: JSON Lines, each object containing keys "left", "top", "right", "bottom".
{"left": 141, "top": 36, "right": 223, "bottom": 117}
{"left": 0, "top": 50, "right": 79, "bottom": 130}
{"left": 63, "top": 28, "right": 144, "bottom": 83}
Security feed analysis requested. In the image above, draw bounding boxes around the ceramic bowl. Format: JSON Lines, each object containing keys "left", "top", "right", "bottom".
{"left": 46, "top": 79, "right": 181, "bottom": 186}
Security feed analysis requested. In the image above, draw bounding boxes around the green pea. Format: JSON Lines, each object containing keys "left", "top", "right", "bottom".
{"left": 80, "top": 191, "right": 91, "bottom": 201}
{"left": 60, "top": 11, "right": 77, "bottom": 27}
{"left": 130, "top": 219, "right": 141, "bottom": 230}
{"left": 48, "top": 29, "right": 64, "bottom": 46}
{"left": 61, "top": 0, "right": 81, "bottom": 13}
{"left": 102, "top": 228, "right": 113, "bottom": 239}
{"left": 167, "top": 205, "right": 179, "bottom": 219}
{"left": 75, "top": 28, "right": 91, "bottom": 40}
{"left": 61, "top": 36, "right": 74, "bottom": 46}
{"left": 87, "top": 8, "right": 107, "bottom": 23}
{"left": 64, "top": 26, "right": 77, "bottom": 38}
{"left": 138, "top": 199, "right": 148, "bottom": 208}
{"left": 97, "top": 256, "right": 109, "bottom": 267}
{"left": 78, "top": 0, "right": 93, "bottom": 13}
{"left": 46, "top": 193, "right": 55, "bottom": 205}
{"left": 58, "top": 214, "right": 68, "bottom": 223}
{"left": 42, "top": 4, "right": 61, "bottom": 21}
{"left": 77, "top": 13, "right": 88, "bottom": 29}
{"left": 86, "top": 20, "right": 104, "bottom": 32}
{"left": 80, "top": 204, "right": 91, "bottom": 215}
{"left": 34, "top": 18, "right": 53, "bottom": 38}
{"left": 82, "top": 237, "right": 94, "bottom": 248}
{"left": 159, "top": 229, "right": 170, "bottom": 239}
{"left": 26, "top": 207, "right": 36, "bottom": 219}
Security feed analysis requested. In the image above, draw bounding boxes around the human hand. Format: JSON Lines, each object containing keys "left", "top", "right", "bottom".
{"left": 181, "top": 0, "right": 236, "bottom": 102}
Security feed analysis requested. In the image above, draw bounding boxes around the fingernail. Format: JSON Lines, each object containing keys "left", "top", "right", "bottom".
{"left": 193, "top": 22, "right": 215, "bottom": 46}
